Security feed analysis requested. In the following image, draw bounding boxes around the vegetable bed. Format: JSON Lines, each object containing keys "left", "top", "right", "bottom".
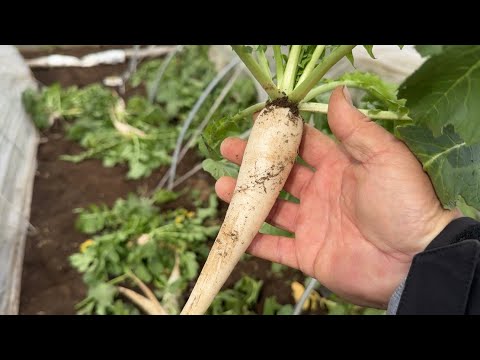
{"left": 18, "top": 46, "right": 311, "bottom": 315}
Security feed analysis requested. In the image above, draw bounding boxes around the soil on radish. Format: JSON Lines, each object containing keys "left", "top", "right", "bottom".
{"left": 266, "top": 96, "right": 299, "bottom": 116}
{"left": 18, "top": 46, "right": 312, "bottom": 315}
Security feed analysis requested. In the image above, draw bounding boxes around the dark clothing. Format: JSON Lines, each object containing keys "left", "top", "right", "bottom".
{"left": 396, "top": 217, "right": 480, "bottom": 315}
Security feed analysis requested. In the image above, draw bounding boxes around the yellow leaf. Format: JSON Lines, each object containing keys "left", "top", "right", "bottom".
{"left": 80, "top": 239, "right": 94, "bottom": 253}
{"left": 309, "top": 291, "right": 322, "bottom": 311}
{"left": 175, "top": 215, "right": 185, "bottom": 224}
{"left": 291, "top": 281, "right": 322, "bottom": 311}
{"left": 291, "top": 281, "right": 310, "bottom": 311}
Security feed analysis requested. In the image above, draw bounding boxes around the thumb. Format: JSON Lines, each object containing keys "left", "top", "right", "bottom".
{"left": 328, "top": 86, "right": 397, "bottom": 163}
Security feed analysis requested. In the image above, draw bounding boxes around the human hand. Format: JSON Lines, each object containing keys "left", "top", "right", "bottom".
{"left": 215, "top": 86, "right": 460, "bottom": 308}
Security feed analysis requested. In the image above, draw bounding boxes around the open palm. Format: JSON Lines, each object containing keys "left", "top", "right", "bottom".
{"left": 215, "top": 87, "right": 458, "bottom": 308}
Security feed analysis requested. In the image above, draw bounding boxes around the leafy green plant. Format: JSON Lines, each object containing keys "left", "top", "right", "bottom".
{"left": 23, "top": 46, "right": 257, "bottom": 179}
{"left": 130, "top": 46, "right": 257, "bottom": 126}
{"left": 70, "top": 189, "right": 220, "bottom": 315}
{"left": 207, "top": 276, "right": 293, "bottom": 315}
{"left": 262, "top": 296, "right": 294, "bottom": 315}
{"left": 321, "top": 293, "right": 385, "bottom": 315}
{"left": 208, "top": 276, "right": 262, "bottom": 315}
{"left": 23, "top": 84, "right": 178, "bottom": 179}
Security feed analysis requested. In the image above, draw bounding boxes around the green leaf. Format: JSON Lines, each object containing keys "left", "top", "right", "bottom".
{"left": 295, "top": 45, "right": 320, "bottom": 83}
{"left": 180, "top": 251, "right": 199, "bottom": 280}
{"left": 133, "top": 263, "right": 153, "bottom": 283}
{"left": 262, "top": 296, "right": 293, "bottom": 315}
{"left": 335, "top": 71, "right": 408, "bottom": 115}
{"left": 152, "top": 189, "right": 179, "bottom": 205}
{"left": 70, "top": 253, "right": 94, "bottom": 273}
{"left": 362, "top": 308, "right": 386, "bottom": 315}
{"left": 199, "top": 116, "right": 245, "bottom": 161}
{"left": 88, "top": 283, "right": 117, "bottom": 315}
{"left": 457, "top": 197, "right": 480, "bottom": 221}
{"left": 396, "top": 124, "right": 480, "bottom": 210}
{"left": 414, "top": 45, "right": 445, "bottom": 57}
{"left": 270, "top": 262, "right": 287, "bottom": 274}
{"left": 399, "top": 45, "right": 480, "bottom": 144}
{"left": 363, "top": 45, "right": 375, "bottom": 59}
{"left": 208, "top": 276, "right": 263, "bottom": 315}
{"left": 260, "top": 222, "right": 294, "bottom": 238}
{"left": 202, "top": 159, "right": 239, "bottom": 180}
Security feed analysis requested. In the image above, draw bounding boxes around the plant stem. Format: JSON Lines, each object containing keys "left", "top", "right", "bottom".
{"left": 256, "top": 48, "right": 272, "bottom": 79}
{"left": 303, "top": 80, "right": 359, "bottom": 102}
{"left": 126, "top": 270, "right": 167, "bottom": 315}
{"left": 299, "top": 102, "right": 412, "bottom": 121}
{"left": 231, "top": 102, "right": 266, "bottom": 121}
{"left": 281, "top": 45, "right": 302, "bottom": 94}
{"left": 108, "top": 273, "right": 130, "bottom": 286}
{"left": 232, "top": 46, "right": 283, "bottom": 99}
{"left": 289, "top": 45, "right": 356, "bottom": 103}
{"left": 296, "top": 45, "right": 326, "bottom": 87}
{"left": 273, "top": 45, "right": 284, "bottom": 87}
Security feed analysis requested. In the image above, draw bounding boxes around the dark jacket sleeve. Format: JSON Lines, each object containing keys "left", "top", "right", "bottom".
{"left": 396, "top": 217, "right": 480, "bottom": 315}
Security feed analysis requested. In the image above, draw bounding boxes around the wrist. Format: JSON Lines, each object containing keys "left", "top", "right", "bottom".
{"left": 382, "top": 210, "right": 460, "bottom": 310}
{"left": 386, "top": 212, "right": 471, "bottom": 314}
{"left": 415, "top": 208, "right": 462, "bottom": 255}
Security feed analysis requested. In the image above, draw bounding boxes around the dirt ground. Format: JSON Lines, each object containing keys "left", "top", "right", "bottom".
{"left": 19, "top": 46, "right": 306, "bottom": 314}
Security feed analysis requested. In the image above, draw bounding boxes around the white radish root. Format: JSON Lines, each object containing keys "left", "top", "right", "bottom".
{"left": 181, "top": 104, "right": 303, "bottom": 315}
{"left": 117, "top": 287, "right": 167, "bottom": 315}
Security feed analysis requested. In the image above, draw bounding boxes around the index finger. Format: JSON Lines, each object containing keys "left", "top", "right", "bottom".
{"left": 298, "top": 124, "right": 338, "bottom": 169}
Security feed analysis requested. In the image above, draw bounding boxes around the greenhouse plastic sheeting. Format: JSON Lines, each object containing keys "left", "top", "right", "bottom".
{"left": 0, "top": 46, "right": 38, "bottom": 314}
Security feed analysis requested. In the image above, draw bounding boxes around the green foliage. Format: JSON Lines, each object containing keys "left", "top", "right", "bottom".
{"left": 415, "top": 45, "right": 446, "bottom": 57}
{"left": 208, "top": 276, "right": 263, "bottom": 315}
{"left": 295, "top": 45, "right": 321, "bottom": 82}
{"left": 23, "top": 84, "right": 178, "bottom": 179}
{"left": 399, "top": 45, "right": 480, "bottom": 145}
{"left": 396, "top": 124, "right": 480, "bottom": 210}
{"left": 333, "top": 71, "right": 408, "bottom": 115}
{"left": 199, "top": 115, "right": 250, "bottom": 161}
{"left": 131, "top": 46, "right": 257, "bottom": 125}
{"left": 259, "top": 222, "right": 294, "bottom": 238}
{"left": 70, "top": 190, "right": 220, "bottom": 315}
{"left": 457, "top": 197, "right": 480, "bottom": 221}
{"left": 24, "top": 46, "right": 256, "bottom": 180}
{"left": 322, "top": 293, "right": 385, "bottom": 315}
{"left": 363, "top": 45, "right": 375, "bottom": 59}
{"left": 23, "top": 84, "right": 85, "bottom": 129}
{"left": 270, "top": 262, "right": 288, "bottom": 275}
{"left": 202, "top": 159, "right": 239, "bottom": 179}
{"left": 263, "top": 296, "right": 294, "bottom": 315}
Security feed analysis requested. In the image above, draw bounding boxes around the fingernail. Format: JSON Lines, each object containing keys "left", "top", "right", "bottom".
{"left": 342, "top": 85, "right": 353, "bottom": 105}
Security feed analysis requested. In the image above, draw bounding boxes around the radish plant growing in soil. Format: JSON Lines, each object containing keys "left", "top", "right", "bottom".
{"left": 69, "top": 189, "right": 293, "bottom": 315}
{"left": 23, "top": 46, "right": 256, "bottom": 179}
{"left": 183, "top": 45, "right": 480, "bottom": 314}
